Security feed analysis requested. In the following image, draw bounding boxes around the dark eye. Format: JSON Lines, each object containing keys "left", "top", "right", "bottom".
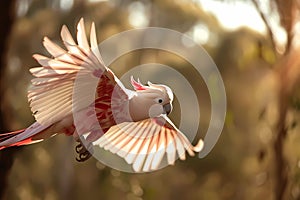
{"left": 158, "top": 99, "right": 163, "bottom": 103}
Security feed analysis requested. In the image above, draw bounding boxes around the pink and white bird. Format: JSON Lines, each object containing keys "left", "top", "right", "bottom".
{"left": 0, "top": 18, "right": 203, "bottom": 172}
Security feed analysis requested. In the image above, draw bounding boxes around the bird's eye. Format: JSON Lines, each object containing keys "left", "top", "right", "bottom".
{"left": 158, "top": 99, "right": 163, "bottom": 104}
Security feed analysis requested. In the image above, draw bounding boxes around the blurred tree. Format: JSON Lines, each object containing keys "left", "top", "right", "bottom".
{"left": 2, "top": 0, "right": 300, "bottom": 200}
{"left": 252, "top": 0, "right": 300, "bottom": 199}
{"left": 0, "top": 1, "right": 17, "bottom": 199}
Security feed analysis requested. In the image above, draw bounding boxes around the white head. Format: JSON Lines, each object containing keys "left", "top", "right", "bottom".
{"left": 129, "top": 76, "right": 173, "bottom": 122}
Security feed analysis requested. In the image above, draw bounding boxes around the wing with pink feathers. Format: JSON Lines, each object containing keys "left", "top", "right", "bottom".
{"left": 93, "top": 115, "right": 204, "bottom": 172}
{"left": 28, "top": 18, "right": 128, "bottom": 127}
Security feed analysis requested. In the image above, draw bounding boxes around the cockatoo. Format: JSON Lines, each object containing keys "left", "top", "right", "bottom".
{"left": 0, "top": 18, "right": 203, "bottom": 172}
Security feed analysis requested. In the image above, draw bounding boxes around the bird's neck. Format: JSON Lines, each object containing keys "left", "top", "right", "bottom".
{"left": 129, "top": 93, "right": 150, "bottom": 122}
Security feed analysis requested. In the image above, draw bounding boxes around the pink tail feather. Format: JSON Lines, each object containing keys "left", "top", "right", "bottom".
{"left": 0, "top": 122, "right": 50, "bottom": 150}
{"left": 0, "top": 129, "right": 26, "bottom": 142}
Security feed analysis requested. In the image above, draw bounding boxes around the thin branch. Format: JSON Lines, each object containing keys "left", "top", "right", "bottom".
{"left": 273, "top": 48, "right": 300, "bottom": 200}
{"left": 251, "top": 0, "right": 278, "bottom": 57}
{"left": 274, "top": 83, "right": 288, "bottom": 200}
{"left": 275, "top": 0, "right": 296, "bottom": 54}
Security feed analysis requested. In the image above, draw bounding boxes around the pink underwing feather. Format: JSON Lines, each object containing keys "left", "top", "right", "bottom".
{"left": 93, "top": 115, "right": 204, "bottom": 172}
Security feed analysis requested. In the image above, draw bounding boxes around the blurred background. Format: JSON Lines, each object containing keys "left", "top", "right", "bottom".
{"left": 0, "top": 0, "right": 300, "bottom": 199}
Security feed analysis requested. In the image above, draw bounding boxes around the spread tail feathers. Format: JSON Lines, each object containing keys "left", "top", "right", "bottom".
{"left": 0, "top": 122, "right": 50, "bottom": 150}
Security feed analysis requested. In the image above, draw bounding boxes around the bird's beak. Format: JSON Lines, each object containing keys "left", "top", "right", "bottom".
{"left": 163, "top": 103, "right": 172, "bottom": 115}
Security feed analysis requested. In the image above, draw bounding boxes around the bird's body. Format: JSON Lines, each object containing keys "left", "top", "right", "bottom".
{"left": 0, "top": 18, "right": 203, "bottom": 172}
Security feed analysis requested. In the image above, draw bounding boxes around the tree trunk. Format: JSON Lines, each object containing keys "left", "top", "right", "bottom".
{"left": 0, "top": 1, "right": 16, "bottom": 199}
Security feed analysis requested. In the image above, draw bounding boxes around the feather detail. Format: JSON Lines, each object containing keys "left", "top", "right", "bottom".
{"left": 77, "top": 18, "right": 90, "bottom": 52}
{"left": 28, "top": 18, "right": 127, "bottom": 126}
{"left": 0, "top": 122, "right": 50, "bottom": 149}
{"left": 0, "top": 129, "right": 26, "bottom": 143}
{"left": 43, "top": 37, "right": 76, "bottom": 64}
{"left": 90, "top": 22, "right": 104, "bottom": 65}
{"left": 93, "top": 115, "right": 204, "bottom": 172}
{"left": 130, "top": 76, "right": 147, "bottom": 91}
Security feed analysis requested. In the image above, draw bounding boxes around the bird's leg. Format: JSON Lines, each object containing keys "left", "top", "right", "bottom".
{"left": 72, "top": 127, "right": 94, "bottom": 162}
{"left": 74, "top": 133, "right": 94, "bottom": 162}
{"left": 75, "top": 140, "right": 92, "bottom": 162}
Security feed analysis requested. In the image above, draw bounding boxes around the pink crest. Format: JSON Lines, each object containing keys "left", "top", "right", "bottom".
{"left": 130, "top": 76, "right": 147, "bottom": 91}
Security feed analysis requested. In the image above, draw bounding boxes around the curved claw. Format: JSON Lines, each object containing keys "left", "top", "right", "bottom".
{"left": 76, "top": 151, "right": 92, "bottom": 162}
{"left": 75, "top": 142, "right": 92, "bottom": 162}
{"left": 75, "top": 143, "right": 83, "bottom": 153}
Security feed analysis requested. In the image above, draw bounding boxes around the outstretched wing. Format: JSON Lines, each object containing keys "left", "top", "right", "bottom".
{"left": 93, "top": 115, "right": 204, "bottom": 172}
{"left": 28, "top": 18, "right": 128, "bottom": 126}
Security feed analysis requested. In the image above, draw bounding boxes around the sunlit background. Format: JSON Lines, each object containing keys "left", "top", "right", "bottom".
{"left": 1, "top": 0, "right": 300, "bottom": 199}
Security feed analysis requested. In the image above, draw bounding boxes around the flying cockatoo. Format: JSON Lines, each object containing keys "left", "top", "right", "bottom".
{"left": 0, "top": 18, "right": 203, "bottom": 172}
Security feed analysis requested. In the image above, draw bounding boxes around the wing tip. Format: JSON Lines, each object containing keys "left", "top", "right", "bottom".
{"left": 32, "top": 54, "right": 44, "bottom": 61}
{"left": 60, "top": 24, "right": 72, "bottom": 40}
{"left": 79, "top": 17, "right": 84, "bottom": 24}
{"left": 77, "top": 18, "right": 84, "bottom": 32}
{"left": 61, "top": 24, "right": 68, "bottom": 33}
{"left": 193, "top": 139, "right": 204, "bottom": 152}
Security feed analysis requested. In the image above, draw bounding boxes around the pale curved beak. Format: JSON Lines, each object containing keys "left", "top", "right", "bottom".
{"left": 163, "top": 103, "right": 172, "bottom": 115}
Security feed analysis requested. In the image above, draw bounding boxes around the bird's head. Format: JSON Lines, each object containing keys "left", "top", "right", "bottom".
{"left": 129, "top": 76, "right": 173, "bottom": 121}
